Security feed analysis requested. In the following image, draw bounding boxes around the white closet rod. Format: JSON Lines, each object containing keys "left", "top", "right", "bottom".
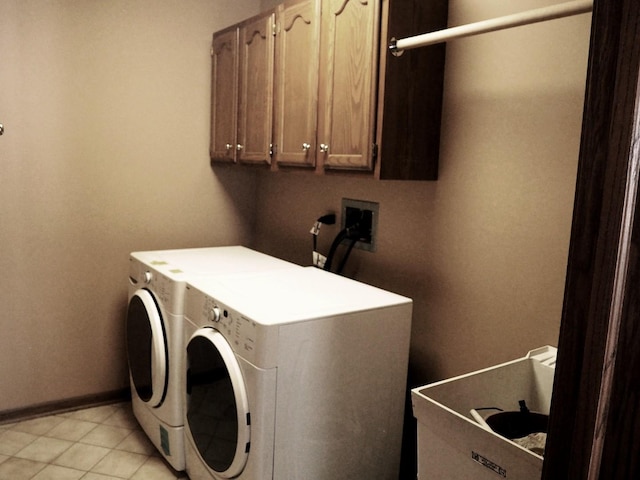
{"left": 389, "top": 0, "right": 593, "bottom": 56}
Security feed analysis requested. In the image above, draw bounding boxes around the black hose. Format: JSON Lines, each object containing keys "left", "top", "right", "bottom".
{"left": 323, "top": 228, "right": 349, "bottom": 272}
{"left": 336, "top": 238, "right": 358, "bottom": 274}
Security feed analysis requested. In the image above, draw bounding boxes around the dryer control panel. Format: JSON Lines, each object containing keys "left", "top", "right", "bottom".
{"left": 186, "top": 288, "right": 279, "bottom": 369}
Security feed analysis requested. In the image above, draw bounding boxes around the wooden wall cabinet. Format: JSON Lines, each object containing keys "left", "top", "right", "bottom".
{"left": 315, "top": 0, "right": 379, "bottom": 172}
{"left": 210, "top": 10, "right": 275, "bottom": 165}
{"left": 210, "top": 26, "right": 238, "bottom": 163}
{"left": 376, "top": 0, "right": 448, "bottom": 180}
{"left": 272, "top": 0, "right": 379, "bottom": 171}
{"left": 211, "top": 0, "right": 448, "bottom": 181}
{"left": 273, "top": 0, "right": 321, "bottom": 168}
{"left": 238, "top": 11, "right": 276, "bottom": 165}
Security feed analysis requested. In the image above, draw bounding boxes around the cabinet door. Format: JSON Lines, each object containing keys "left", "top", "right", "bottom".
{"left": 273, "top": 0, "right": 321, "bottom": 168}
{"left": 210, "top": 27, "right": 239, "bottom": 163}
{"left": 237, "top": 12, "right": 276, "bottom": 165}
{"left": 317, "top": 0, "right": 379, "bottom": 171}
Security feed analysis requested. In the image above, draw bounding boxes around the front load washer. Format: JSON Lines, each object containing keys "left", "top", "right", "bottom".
{"left": 126, "top": 246, "right": 299, "bottom": 471}
{"left": 183, "top": 267, "right": 413, "bottom": 480}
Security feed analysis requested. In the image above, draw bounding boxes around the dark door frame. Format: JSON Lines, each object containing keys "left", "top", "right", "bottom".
{"left": 542, "top": 0, "right": 640, "bottom": 478}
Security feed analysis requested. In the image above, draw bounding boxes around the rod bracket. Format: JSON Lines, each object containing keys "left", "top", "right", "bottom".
{"left": 388, "top": 37, "right": 404, "bottom": 57}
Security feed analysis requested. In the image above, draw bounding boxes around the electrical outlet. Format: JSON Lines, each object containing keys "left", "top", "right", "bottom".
{"left": 341, "top": 198, "right": 379, "bottom": 252}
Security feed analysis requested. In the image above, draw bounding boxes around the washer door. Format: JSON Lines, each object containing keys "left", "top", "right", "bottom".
{"left": 186, "top": 328, "right": 250, "bottom": 478}
{"left": 126, "top": 288, "right": 168, "bottom": 407}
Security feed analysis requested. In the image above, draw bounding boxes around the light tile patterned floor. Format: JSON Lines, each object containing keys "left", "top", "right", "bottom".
{"left": 0, "top": 402, "right": 187, "bottom": 480}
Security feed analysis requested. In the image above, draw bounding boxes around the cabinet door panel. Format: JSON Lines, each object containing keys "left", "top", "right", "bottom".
{"left": 274, "top": 0, "right": 321, "bottom": 167}
{"left": 210, "top": 28, "right": 238, "bottom": 163}
{"left": 318, "top": 0, "right": 378, "bottom": 171}
{"left": 238, "top": 13, "right": 275, "bottom": 165}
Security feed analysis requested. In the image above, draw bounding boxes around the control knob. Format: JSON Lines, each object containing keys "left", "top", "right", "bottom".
{"left": 208, "top": 306, "right": 221, "bottom": 323}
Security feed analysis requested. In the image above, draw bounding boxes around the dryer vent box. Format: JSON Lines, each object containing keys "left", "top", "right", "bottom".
{"left": 412, "top": 346, "right": 557, "bottom": 480}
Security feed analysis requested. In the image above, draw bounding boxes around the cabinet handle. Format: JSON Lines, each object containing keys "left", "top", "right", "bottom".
{"left": 320, "top": 143, "right": 329, "bottom": 153}
{"left": 302, "top": 143, "right": 311, "bottom": 152}
{"left": 225, "top": 143, "right": 233, "bottom": 151}
{"left": 236, "top": 144, "right": 244, "bottom": 151}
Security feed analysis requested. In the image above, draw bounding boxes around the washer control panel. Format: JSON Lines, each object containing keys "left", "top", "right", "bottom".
{"left": 128, "top": 257, "right": 186, "bottom": 313}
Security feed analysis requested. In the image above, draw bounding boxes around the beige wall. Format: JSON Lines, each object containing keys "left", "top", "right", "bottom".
{"left": 252, "top": 0, "right": 591, "bottom": 384}
{"left": 0, "top": 0, "right": 261, "bottom": 412}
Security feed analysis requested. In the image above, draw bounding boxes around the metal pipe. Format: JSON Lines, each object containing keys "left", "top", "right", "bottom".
{"left": 389, "top": 0, "right": 593, "bottom": 56}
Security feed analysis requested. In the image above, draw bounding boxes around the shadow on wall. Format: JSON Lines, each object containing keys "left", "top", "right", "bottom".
{"left": 210, "top": 165, "right": 260, "bottom": 247}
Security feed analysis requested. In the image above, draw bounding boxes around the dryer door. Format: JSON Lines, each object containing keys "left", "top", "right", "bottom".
{"left": 186, "top": 328, "right": 250, "bottom": 478}
{"left": 126, "top": 289, "right": 168, "bottom": 407}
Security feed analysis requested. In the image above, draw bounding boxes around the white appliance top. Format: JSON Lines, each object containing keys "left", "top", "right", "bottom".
{"left": 186, "top": 266, "right": 412, "bottom": 325}
{"left": 130, "top": 246, "right": 299, "bottom": 279}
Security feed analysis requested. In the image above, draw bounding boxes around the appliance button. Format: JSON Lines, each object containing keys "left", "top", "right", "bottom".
{"left": 209, "top": 306, "right": 221, "bottom": 323}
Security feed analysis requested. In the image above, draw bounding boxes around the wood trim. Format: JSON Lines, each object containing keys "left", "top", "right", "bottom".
{"left": 375, "top": 0, "right": 447, "bottom": 180}
{"left": 542, "top": 0, "right": 640, "bottom": 478}
{"left": 0, "top": 389, "right": 131, "bottom": 425}
{"left": 599, "top": 180, "right": 640, "bottom": 477}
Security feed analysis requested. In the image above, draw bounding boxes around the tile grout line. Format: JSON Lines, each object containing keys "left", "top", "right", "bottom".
{"left": 0, "top": 402, "right": 181, "bottom": 480}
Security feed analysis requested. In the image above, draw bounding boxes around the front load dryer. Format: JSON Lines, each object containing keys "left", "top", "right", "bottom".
{"left": 183, "top": 267, "right": 413, "bottom": 480}
{"left": 126, "top": 246, "right": 299, "bottom": 471}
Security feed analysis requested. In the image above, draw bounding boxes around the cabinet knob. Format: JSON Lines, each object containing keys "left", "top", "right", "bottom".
{"left": 302, "top": 143, "right": 311, "bottom": 152}
{"left": 225, "top": 143, "right": 233, "bottom": 151}
{"left": 0, "top": 124, "right": 4, "bottom": 136}
{"left": 320, "top": 143, "right": 329, "bottom": 153}
{"left": 236, "top": 144, "right": 244, "bottom": 151}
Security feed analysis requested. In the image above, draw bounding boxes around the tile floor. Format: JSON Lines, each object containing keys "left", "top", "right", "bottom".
{"left": 0, "top": 402, "right": 187, "bottom": 480}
